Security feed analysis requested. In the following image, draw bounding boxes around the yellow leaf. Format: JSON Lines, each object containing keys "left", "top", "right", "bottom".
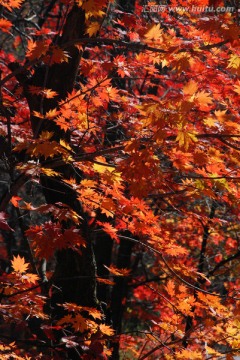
{"left": 86, "top": 21, "right": 100, "bottom": 37}
{"left": 22, "top": 273, "right": 39, "bottom": 284}
{"left": 203, "top": 116, "right": 218, "bottom": 128}
{"left": 205, "top": 346, "right": 222, "bottom": 356}
{"left": 104, "top": 264, "right": 130, "bottom": 277}
{"left": 60, "top": 139, "right": 72, "bottom": 151}
{"left": 40, "top": 167, "right": 59, "bottom": 177}
{"left": 233, "top": 81, "right": 240, "bottom": 95}
{"left": 144, "top": 23, "right": 163, "bottom": 41}
{"left": 99, "top": 324, "right": 115, "bottom": 336}
{"left": 176, "top": 130, "right": 198, "bottom": 150}
{"left": 93, "top": 159, "right": 115, "bottom": 174}
{"left": 45, "top": 108, "right": 59, "bottom": 119}
{"left": 183, "top": 80, "right": 198, "bottom": 96}
{"left": 227, "top": 54, "right": 240, "bottom": 70}
{"left": 195, "top": 91, "right": 213, "bottom": 106}
{"left": 82, "top": 307, "right": 102, "bottom": 320}
{"left": 11, "top": 255, "right": 29, "bottom": 273}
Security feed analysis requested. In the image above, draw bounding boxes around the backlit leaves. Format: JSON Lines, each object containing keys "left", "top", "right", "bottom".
{"left": 104, "top": 265, "right": 131, "bottom": 277}
{"left": 1, "top": 0, "right": 240, "bottom": 358}
{"left": 144, "top": 23, "right": 163, "bottom": 42}
{"left": 26, "top": 223, "right": 86, "bottom": 260}
{"left": 0, "top": 18, "right": 12, "bottom": 33}
{"left": 0, "top": 0, "right": 23, "bottom": 11}
{"left": 99, "top": 324, "right": 115, "bottom": 336}
{"left": 11, "top": 255, "right": 29, "bottom": 273}
{"left": 176, "top": 128, "right": 198, "bottom": 150}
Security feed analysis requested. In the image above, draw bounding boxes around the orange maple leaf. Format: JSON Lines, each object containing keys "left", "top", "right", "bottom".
{"left": 0, "top": 0, "right": 23, "bottom": 11}
{"left": 100, "top": 198, "right": 116, "bottom": 218}
{"left": 144, "top": 23, "right": 163, "bottom": 41}
{"left": 11, "top": 255, "right": 29, "bottom": 273}
{"left": 104, "top": 264, "right": 131, "bottom": 277}
{"left": 97, "top": 221, "right": 119, "bottom": 242}
{"left": 85, "top": 21, "right": 100, "bottom": 37}
{"left": 26, "top": 39, "right": 50, "bottom": 61}
{"left": 195, "top": 91, "right": 213, "bottom": 107}
{"left": 0, "top": 18, "right": 12, "bottom": 33}
{"left": 73, "top": 314, "right": 89, "bottom": 332}
{"left": 183, "top": 79, "right": 198, "bottom": 96}
{"left": 99, "top": 324, "right": 115, "bottom": 336}
{"left": 82, "top": 307, "right": 102, "bottom": 320}
{"left": 47, "top": 46, "right": 69, "bottom": 65}
{"left": 10, "top": 196, "right": 22, "bottom": 207}
{"left": 97, "top": 277, "right": 115, "bottom": 285}
{"left": 165, "top": 280, "right": 175, "bottom": 297}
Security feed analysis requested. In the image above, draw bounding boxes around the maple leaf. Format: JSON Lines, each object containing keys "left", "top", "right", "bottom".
{"left": 85, "top": 21, "right": 100, "bottom": 37}
{"left": 100, "top": 198, "right": 116, "bottom": 218}
{"left": 45, "top": 108, "right": 59, "bottom": 119}
{"left": 81, "top": 307, "right": 102, "bottom": 320}
{"left": 0, "top": 0, "right": 23, "bottom": 11}
{"left": 59, "top": 228, "right": 86, "bottom": 250}
{"left": 205, "top": 346, "right": 222, "bottom": 357}
{"left": 97, "top": 277, "right": 115, "bottom": 285}
{"left": 233, "top": 81, "right": 240, "bottom": 95}
{"left": 195, "top": 91, "right": 213, "bottom": 107}
{"left": 176, "top": 129, "right": 198, "bottom": 150}
{"left": 22, "top": 273, "right": 39, "bottom": 284}
{"left": 11, "top": 255, "right": 29, "bottom": 273}
{"left": 165, "top": 280, "right": 175, "bottom": 297}
{"left": 47, "top": 46, "right": 70, "bottom": 65}
{"left": 227, "top": 54, "right": 240, "bottom": 70}
{"left": 26, "top": 39, "right": 50, "bottom": 61}
{"left": 61, "top": 336, "right": 78, "bottom": 348}
{"left": 164, "top": 245, "right": 188, "bottom": 256}
{"left": 0, "top": 212, "right": 13, "bottom": 231}
{"left": 144, "top": 23, "right": 163, "bottom": 41}
{"left": 41, "top": 89, "right": 58, "bottom": 99}
{"left": 40, "top": 167, "right": 59, "bottom": 177}
{"left": 80, "top": 0, "right": 105, "bottom": 19}
{"left": 97, "top": 221, "right": 119, "bottom": 242}
{"left": 203, "top": 116, "right": 218, "bottom": 128}
{"left": 72, "top": 314, "right": 88, "bottom": 332}
{"left": 10, "top": 196, "right": 22, "bottom": 207}
{"left": 183, "top": 79, "right": 198, "bottom": 96}
{"left": 58, "top": 314, "right": 74, "bottom": 326}
{"left": 177, "top": 297, "right": 194, "bottom": 315}
{"left": 0, "top": 18, "right": 12, "bottom": 33}
{"left": 106, "top": 86, "right": 120, "bottom": 101}
{"left": 99, "top": 324, "right": 114, "bottom": 336}
{"left": 104, "top": 265, "right": 131, "bottom": 277}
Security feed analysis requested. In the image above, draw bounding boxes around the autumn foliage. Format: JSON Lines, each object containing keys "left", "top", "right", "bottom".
{"left": 0, "top": 0, "right": 240, "bottom": 359}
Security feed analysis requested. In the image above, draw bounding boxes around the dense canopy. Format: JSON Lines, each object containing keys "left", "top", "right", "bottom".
{"left": 0, "top": 0, "right": 240, "bottom": 359}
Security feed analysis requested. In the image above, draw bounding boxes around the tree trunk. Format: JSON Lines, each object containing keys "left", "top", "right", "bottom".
{"left": 11, "top": 3, "right": 99, "bottom": 313}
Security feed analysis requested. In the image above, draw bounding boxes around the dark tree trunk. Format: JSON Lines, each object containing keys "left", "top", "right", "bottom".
{"left": 10, "top": 2, "right": 137, "bottom": 358}
{"left": 11, "top": 4, "right": 99, "bottom": 314}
